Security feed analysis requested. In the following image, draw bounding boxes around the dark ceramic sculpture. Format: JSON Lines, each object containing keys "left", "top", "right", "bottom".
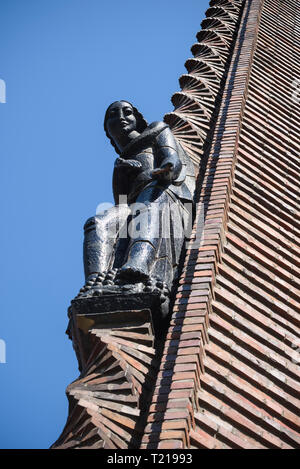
{"left": 74, "top": 101, "right": 195, "bottom": 318}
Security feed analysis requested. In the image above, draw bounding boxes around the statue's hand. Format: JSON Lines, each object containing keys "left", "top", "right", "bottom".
{"left": 115, "top": 158, "right": 142, "bottom": 171}
{"left": 151, "top": 163, "right": 174, "bottom": 182}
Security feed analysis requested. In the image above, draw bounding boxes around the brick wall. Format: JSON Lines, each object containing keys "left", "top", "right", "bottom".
{"left": 143, "top": 0, "right": 300, "bottom": 449}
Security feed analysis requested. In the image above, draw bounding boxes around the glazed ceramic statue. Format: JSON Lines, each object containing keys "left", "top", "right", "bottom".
{"left": 76, "top": 100, "right": 195, "bottom": 318}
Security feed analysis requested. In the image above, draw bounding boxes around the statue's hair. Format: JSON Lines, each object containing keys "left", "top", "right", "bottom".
{"left": 104, "top": 100, "right": 148, "bottom": 155}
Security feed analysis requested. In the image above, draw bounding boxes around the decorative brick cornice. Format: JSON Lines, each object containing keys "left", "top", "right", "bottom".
{"left": 165, "top": 0, "right": 245, "bottom": 167}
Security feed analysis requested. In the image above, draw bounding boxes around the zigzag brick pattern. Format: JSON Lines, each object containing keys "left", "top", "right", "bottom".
{"left": 143, "top": 0, "right": 300, "bottom": 449}
{"left": 52, "top": 311, "right": 158, "bottom": 449}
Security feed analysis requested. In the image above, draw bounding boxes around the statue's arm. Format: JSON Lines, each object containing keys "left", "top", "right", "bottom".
{"left": 152, "top": 125, "right": 182, "bottom": 183}
{"left": 115, "top": 157, "right": 143, "bottom": 171}
{"left": 112, "top": 165, "right": 130, "bottom": 205}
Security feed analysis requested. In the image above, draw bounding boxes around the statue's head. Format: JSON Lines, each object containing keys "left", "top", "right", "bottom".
{"left": 104, "top": 100, "right": 148, "bottom": 154}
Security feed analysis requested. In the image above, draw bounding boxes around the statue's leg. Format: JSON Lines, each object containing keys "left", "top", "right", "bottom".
{"left": 83, "top": 204, "right": 130, "bottom": 282}
{"left": 150, "top": 195, "right": 187, "bottom": 287}
{"left": 119, "top": 186, "right": 187, "bottom": 288}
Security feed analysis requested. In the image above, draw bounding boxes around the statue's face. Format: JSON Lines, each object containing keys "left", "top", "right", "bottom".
{"left": 105, "top": 101, "right": 137, "bottom": 141}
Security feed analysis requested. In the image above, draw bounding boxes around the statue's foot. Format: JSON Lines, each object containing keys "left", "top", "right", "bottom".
{"left": 118, "top": 264, "right": 149, "bottom": 282}
{"left": 74, "top": 273, "right": 98, "bottom": 298}
{"left": 74, "top": 266, "right": 170, "bottom": 304}
{"left": 99, "top": 269, "right": 118, "bottom": 288}
{"left": 144, "top": 278, "right": 171, "bottom": 318}
{"left": 144, "top": 278, "right": 170, "bottom": 299}
{"left": 83, "top": 281, "right": 144, "bottom": 297}
{"left": 119, "top": 281, "right": 144, "bottom": 294}
{"left": 119, "top": 242, "right": 156, "bottom": 283}
{"left": 75, "top": 271, "right": 108, "bottom": 298}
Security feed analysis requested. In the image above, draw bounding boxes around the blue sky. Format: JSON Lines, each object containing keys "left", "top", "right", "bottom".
{"left": 0, "top": 0, "right": 209, "bottom": 448}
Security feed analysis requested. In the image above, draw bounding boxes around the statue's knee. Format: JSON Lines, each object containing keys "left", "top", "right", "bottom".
{"left": 84, "top": 216, "right": 99, "bottom": 233}
{"left": 84, "top": 210, "right": 117, "bottom": 234}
